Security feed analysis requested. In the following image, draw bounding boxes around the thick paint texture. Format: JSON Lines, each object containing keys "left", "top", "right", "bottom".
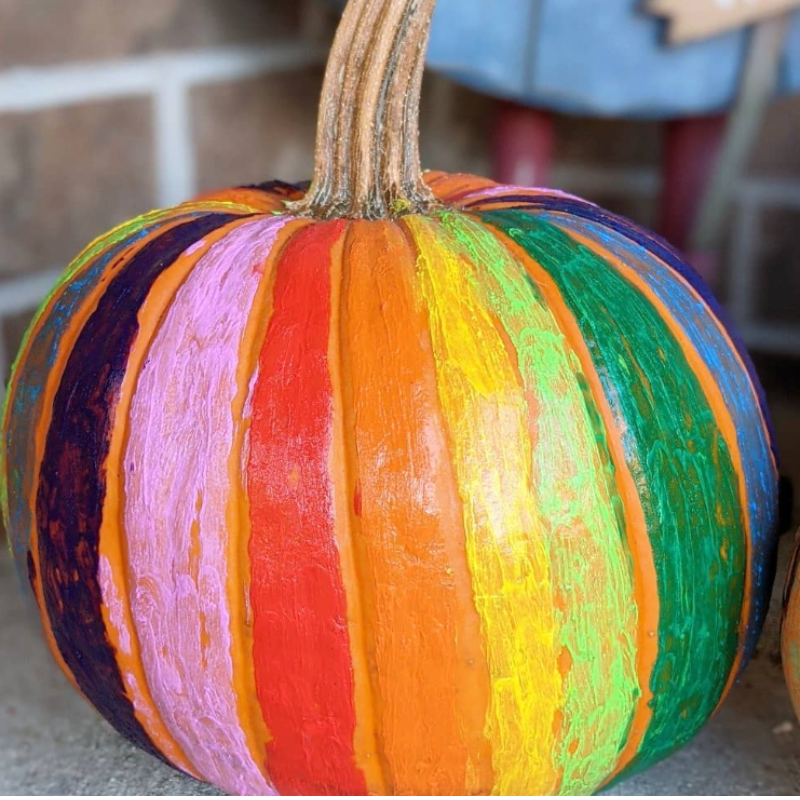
{"left": 481, "top": 210, "right": 747, "bottom": 771}
{"left": 432, "top": 212, "right": 642, "bottom": 792}
{"left": 124, "top": 218, "right": 288, "bottom": 794}
{"left": 35, "top": 214, "right": 240, "bottom": 761}
{"left": 342, "top": 221, "right": 492, "bottom": 795}
{"left": 247, "top": 221, "right": 367, "bottom": 796}
{"left": 1, "top": 175, "right": 778, "bottom": 796}
{"left": 537, "top": 211, "right": 778, "bottom": 668}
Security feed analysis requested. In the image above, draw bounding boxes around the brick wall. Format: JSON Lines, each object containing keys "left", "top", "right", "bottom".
{"left": 1, "top": 0, "right": 799, "bottom": 387}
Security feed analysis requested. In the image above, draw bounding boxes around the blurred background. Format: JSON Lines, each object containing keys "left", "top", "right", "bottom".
{"left": 1, "top": 5, "right": 800, "bottom": 579}
{"left": 1, "top": 0, "right": 800, "bottom": 792}
{"left": 0, "top": 3, "right": 799, "bottom": 459}
{"left": 5, "top": 0, "right": 798, "bottom": 534}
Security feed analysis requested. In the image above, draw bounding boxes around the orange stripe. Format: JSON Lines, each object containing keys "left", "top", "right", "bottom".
{"left": 340, "top": 220, "right": 494, "bottom": 794}
{"left": 563, "top": 226, "right": 753, "bottom": 706}
{"left": 191, "top": 188, "right": 299, "bottom": 212}
{"left": 425, "top": 172, "right": 497, "bottom": 203}
{"left": 487, "top": 223, "right": 660, "bottom": 776}
{"left": 328, "top": 223, "right": 389, "bottom": 795}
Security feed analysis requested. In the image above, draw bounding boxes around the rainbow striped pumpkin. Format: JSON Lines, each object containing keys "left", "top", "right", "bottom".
{"left": 0, "top": 0, "right": 780, "bottom": 795}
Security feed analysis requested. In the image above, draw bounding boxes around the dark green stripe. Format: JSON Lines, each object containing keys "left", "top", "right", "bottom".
{"left": 481, "top": 210, "right": 745, "bottom": 772}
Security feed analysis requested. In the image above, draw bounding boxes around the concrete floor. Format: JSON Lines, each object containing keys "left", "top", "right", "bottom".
{"left": 3, "top": 542, "right": 800, "bottom": 796}
{"left": 1, "top": 387, "right": 799, "bottom": 796}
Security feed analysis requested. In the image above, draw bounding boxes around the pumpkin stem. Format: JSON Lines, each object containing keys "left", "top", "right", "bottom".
{"left": 289, "top": 0, "right": 438, "bottom": 220}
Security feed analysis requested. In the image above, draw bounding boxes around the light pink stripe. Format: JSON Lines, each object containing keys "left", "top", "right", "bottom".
{"left": 124, "top": 217, "right": 290, "bottom": 795}
{"left": 460, "top": 183, "right": 590, "bottom": 204}
{"left": 99, "top": 555, "right": 199, "bottom": 775}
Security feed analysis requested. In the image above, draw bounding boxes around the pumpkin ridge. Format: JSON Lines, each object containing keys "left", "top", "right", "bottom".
{"left": 471, "top": 213, "right": 659, "bottom": 783}
{"left": 97, "top": 218, "right": 263, "bottom": 779}
{"left": 0, "top": 207, "right": 209, "bottom": 568}
{"left": 246, "top": 220, "right": 369, "bottom": 795}
{"left": 340, "top": 219, "right": 498, "bottom": 794}
{"left": 394, "top": 215, "right": 503, "bottom": 794}
{"left": 549, "top": 221, "right": 759, "bottom": 702}
{"left": 432, "top": 210, "right": 649, "bottom": 793}
{"left": 482, "top": 195, "right": 777, "bottom": 460}
{"left": 328, "top": 220, "right": 391, "bottom": 795}
{"left": 120, "top": 216, "right": 292, "bottom": 792}
{"left": 401, "top": 213, "right": 565, "bottom": 794}
{"left": 225, "top": 216, "right": 312, "bottom": 792}
{"left": 537, "top": 209, "right": 778, "bottom": 673}
{"left": 484, "top": 210, "right": 746, "bottom": 773}
{"left": 5, "top": 211, "right": 223, "bottom": 706}
{"left": 34, "top": 213, "right": 243, "bottom": 763}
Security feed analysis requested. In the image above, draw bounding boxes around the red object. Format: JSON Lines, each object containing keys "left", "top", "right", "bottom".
{"left": 247, "top": 221, "right": 367, "bottom": 796}
{"left": 661, "top": 114, "right": 727, "bottom": 282}
{"left": 492, "top": 103, "right": 555, "bottom": 187}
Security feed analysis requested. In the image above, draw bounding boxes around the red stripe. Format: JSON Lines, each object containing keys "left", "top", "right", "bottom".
{"left": 247, "top": 220, "right": 366, "bottom": 796}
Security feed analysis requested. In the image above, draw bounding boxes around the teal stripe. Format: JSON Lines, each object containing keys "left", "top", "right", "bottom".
{"left": 481, "top": 210, "right": 746, "bottom": 773}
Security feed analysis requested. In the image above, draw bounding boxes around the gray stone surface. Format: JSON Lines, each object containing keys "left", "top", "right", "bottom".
{"left": 1, "top": 536, "right": 800, "bottom": 796}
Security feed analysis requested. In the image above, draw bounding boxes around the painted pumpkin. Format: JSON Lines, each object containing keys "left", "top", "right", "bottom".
{"left": 782, "top": 535, "right": 800, "bottom": 721}
{"left": 0, "top": 0, "right": 780, "bottom": 795}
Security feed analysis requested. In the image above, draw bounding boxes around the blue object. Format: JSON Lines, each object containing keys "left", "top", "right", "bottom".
{"left": 425, "top": 0, "right": 800, "bottom": 118}
{"left": 336, "top": 0, "right": 800, "bottom": 118}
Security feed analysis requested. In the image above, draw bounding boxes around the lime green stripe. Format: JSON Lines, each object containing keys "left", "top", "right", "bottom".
{"left": 436, "top": 211, "right": 639, "bottom": 792}
{"left": 482, "top": 210, "right": 745, "bottom": 772}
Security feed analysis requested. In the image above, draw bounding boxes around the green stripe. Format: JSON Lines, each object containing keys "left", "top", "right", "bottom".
{"left": 482, "top": 210, "right": 745, "bottom": 773}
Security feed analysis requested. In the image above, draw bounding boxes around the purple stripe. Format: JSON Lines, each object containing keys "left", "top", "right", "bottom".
{"left": 35, "top": 214, "right": 239, "bottom": 762}
{"left": 2, "top": 211, "right": 201, "bottom": 578}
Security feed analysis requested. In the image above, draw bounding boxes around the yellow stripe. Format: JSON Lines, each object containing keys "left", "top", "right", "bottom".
{"left": 434, "top": 212, "right": 640, "bottom": 793}
{"left": 486, "top": 226, "right": 661, "bottom": 780}
{"left": 403, "top": 216, "right": 561, "bottom": 795}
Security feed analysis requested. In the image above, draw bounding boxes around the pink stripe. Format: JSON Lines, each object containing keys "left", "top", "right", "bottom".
{"left": 123, "top": 217, "right": 290, "bottom": 795}
{"left": 460, "top": 184, "right": 589, "bottom": 204}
